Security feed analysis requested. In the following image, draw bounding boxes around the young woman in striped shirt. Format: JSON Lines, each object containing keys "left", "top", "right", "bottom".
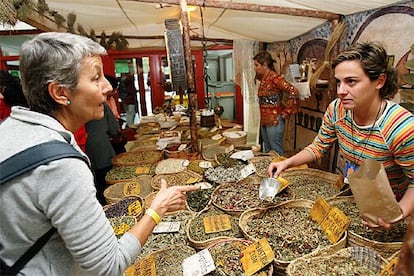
{"left": 269, "top": 41, "right": 414, "bottom": 230}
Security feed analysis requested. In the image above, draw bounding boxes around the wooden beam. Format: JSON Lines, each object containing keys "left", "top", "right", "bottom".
{"left": 127, "top": 0, "right": 341, "bottom": 20}
{"left": 21, "top": 11, "right": 67, "bottom": 32}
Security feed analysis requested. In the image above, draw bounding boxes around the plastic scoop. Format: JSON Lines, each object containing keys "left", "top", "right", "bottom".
{"left": 259, "top": 176, "right": 289, "bottom": 201}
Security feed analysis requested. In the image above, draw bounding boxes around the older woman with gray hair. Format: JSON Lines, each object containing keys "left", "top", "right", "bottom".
{"left": 0, "top": 32, "right": 198, "bottom": 275}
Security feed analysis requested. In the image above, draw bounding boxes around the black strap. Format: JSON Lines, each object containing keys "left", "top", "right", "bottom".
{"left": 0, "top": 141, "right": 88, "bottom": 184}
{"left": 0, "top": 141, "right": 88, "bottom": 273}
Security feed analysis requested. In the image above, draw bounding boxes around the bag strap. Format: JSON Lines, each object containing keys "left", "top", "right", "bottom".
{"left": 0, "top": 141, "right": 89, "bottom": 272}
{"left": 0, "top": 140, "right": 88, "bottom": 184}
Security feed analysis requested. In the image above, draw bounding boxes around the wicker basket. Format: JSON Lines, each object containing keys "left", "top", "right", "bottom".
{"left": 103, "top": 176, "right": 154, "bottom": 204}
{"left": 327, "top": 196, "right": 405, "bottom": 259}
{"left": 151, "top": 170, "right": 202, "bottom": 190}
{"left": 103, "top": 196, "right": 144, "bottom": 219}
{"left": 163, "top": 142, "right": 191, "bottom": 158}
{"left": 210, "top": 179, "right": 295, "bottom": 217}
{"left": 201, "top": 144, "right": 229, "bottom": 161}
{"left": 105, "top": 165, "right": 155, "bottom": 185}
{"left": 206, "top": 238, "right": 274, "bottom": 276}
{"left": 125, "top": 244, "right": 196, "bottom": 276}
{"left": 280, "top": 168, "right": 349, "bottom": 201}
{"left": 222, "top": 130, "right": 247, "bottom": 146}
{"left": 239, "top": 199, "right": 347, "bottom": 274}
{"left": 186, "top": 205, "right": 244, "bottom": 250}
{"left": 287, "top": 246, "right": 387, "bottom": 275}
{"left": 112, "top": 150, "right": 163, "bottom": 167}
{"left": 154, "top": 158, "right": 188, "bottom": 175}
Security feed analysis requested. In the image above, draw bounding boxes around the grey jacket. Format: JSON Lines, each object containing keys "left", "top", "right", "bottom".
{"left": 0, "top": 107, "right": 141, "bottom": 275}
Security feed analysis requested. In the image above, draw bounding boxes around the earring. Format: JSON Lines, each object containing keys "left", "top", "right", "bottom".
{"left": 67, "top": 99, "right": 71, "bottom": 105}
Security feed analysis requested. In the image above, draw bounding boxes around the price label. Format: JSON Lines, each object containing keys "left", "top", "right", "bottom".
{"left": 178, "top": 144, "right": 187, "bottom": 151}
{"left": 380, "top": 254, "right": 399, "bottom": 276}
{"left": 241, "top": 238, "right": 275, "bottom": 276}
{"left": 135, "top": 166, "right": 150, "bottom": 175}
{"left": 153, "top": 222, "right": 181, "bottom": 233}
{"left": 310, "top": 197, "right": 331, "bottom": 224}
{"left": 225, "top": 144, "right": 235, "bottom": 153}
{"left": 123, "top": 182, "right": 141, "bottom": 196}
{"left": 112, "top": 223, "right": 131, "bottom": 236}
{"left": 211, "top": 134, "right": 223, "bottom": 140}
{"left": 199, "top": 161, "right": 212, "bottom": 168}
{"left": 182, "top": 249, "right": 215, "bottom": 276}
{"left": 240, "top": 163, "right": 256, "bottom": 179}
{"left": 203, "top": 214, "right": 232, "bottom": 233}
{"left": 320, "top": 207, "right": 350, "bottom": 243}
{"left": 128, "top": 200, "right": 143, "bottom": 216}
{"left": 136, "top": 255, "right": 156, "bottom": 276}
{"left": 209, "top": 126, "right": 218, "bottom": 132}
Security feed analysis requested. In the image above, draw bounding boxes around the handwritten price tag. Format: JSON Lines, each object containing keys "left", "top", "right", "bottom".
{"left": 240, "top": 163, "right": 256, "bottom": 179}
{"left": 112, "top": 223, "right": 131, "bottom": 236}
{"left": 320, "top": 207, "right": 350, "bottom": 243}
{"left": 153, "top": 222, "right": 181, "bottom": 233}
{"left": 203, "top": 214, "right": 232, "bottom": 233}
{"left": 186, "top": 177, "right": 200, "bottom": 184}
{"left": 128, "top": 200, "right": 143, "bottom": 216}
{"left": 123, "top": 182, "right": 141, "bottom": 196}
{"left": 310, "top": 197, "right": 331, "bottom": 224}
{"left": 135, "top": 166, "right": 150, "bottom": 175}
{"left": 240, "top": 238, "right": 275, "bottom": 276}
{"left": 182, "top": 249, "right": 215, "bottom": 276}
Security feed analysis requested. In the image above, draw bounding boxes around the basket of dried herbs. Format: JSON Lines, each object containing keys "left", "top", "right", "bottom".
{"left": 239, "top": 199, "right": 347, "bottom": 274}
{"left": 163, "top": 142, "right": 192, "bottom": 158}
{"left": 135, "top": 122, "right": 161, "bottom": 135}
{"left": 105, "top": 165, "right": 155, "bottom": 185}
{"left": 135, "top": 210, "right": 195, "bottom": 262}
{"left": 202, "top": 144, "right": 229, "bottom": 161}
{"left": 287, "top": 246, "right": 387, "bottom": 276}
{"left": 328, "top": 196, "right": 407, "bottom": 258}
{"left": 187, "top": 159, "right": 217, "bottom": 175}
{"left": 109, "top": 215, "right": 136, "bottom": 238}
{"left": 186, "top": 181, "right": 217, "bottom": 212}
{"left": 186, "top": 206, "right": 244, "bottom": 250}
{"left": 154, "top": 158, "right": 188, "bottom": 175}
{"left": 103, "top": 176, "right": 154, "bottom": 204}
{"left": 206, "top": 238, "right": 274, "bottom": 276}
{"left": 125, "top": 244, "right": 196, "bottom": 276}
{"left": 210, "top": 177, "right": 295, "bottom": 217}
{"left": 204, "top": 164, "right": 245, "bottom": 184}
{"left": 112, "top": 150, "right": 163, "bottom": 167}
{"left": 103, "top": 196, "right": 144, "bottom": 219}
{"left": 215, "top": 151, "right": 246, "bottom": 168}
{"left": 151, "top": 170, "right": 202, "bottom": 190}
{"left": 280, "top": 168, "right": 348, "bottom": 201}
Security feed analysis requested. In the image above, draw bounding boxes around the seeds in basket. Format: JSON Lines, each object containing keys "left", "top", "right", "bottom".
{"left": 187, "top": 207, "right": 243, "bottom": 246}
{"left": 104, "top": 196, "right": 144, "bottom": 219}
{"left": 187, "top": 182, "right": 217, "bottom": 212}
{"left": 242, "top": 204, "right": 331, "bottom": 262}
{"left": 204, "top": 165, "right": 245, "bottom": 184}
{"left": 105, "top": 165, "right": 155, "bottom": 184}
{"left": 135, "top": 210, "right": 195, "bottom": 262}
{"left": 281, "top": 168, "right": 344, "bottom": 201}
{"left": 109, "top": 216, "right": 136, "bottom": 238}
{"left": 151, "top": 171, "right": 202, "bottom": 190}
{"left": 112, "top": 150, "right": 162, "bottom": 166}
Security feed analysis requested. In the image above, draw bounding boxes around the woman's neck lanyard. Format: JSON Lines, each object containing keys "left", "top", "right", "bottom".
{"left": 351, "top": 100, "right": 383, "bottom": 165}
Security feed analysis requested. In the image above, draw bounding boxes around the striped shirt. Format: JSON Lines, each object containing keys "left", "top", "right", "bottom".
{"left": 306, "top": 98, "right": 414, "bottom": 200}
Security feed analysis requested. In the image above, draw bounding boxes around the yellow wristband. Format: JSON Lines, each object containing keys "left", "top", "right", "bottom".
{"left": 145, "top": 208, "right": 161, "bottom": 225}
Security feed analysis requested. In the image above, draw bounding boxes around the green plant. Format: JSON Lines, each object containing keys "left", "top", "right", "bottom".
{"left": 402, "top": 44, "right": 414, "bottom": 86}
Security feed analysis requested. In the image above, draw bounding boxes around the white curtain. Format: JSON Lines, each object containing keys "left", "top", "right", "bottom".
{"left": 233, "top": 40, "right": 260, "bottom": 144}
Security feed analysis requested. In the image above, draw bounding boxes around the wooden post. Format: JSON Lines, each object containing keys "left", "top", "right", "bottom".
{"left": 180, "top": 0, "right": 199, "bottom": 153}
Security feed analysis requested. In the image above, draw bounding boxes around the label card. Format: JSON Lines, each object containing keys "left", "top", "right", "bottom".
{"left": 320, "top": 207, "right": 350, "bottom": 243}
{"left": 128, "top": 200, "right": 143, "bottom": 216}
{"left": 125, "top": 255, "right": 156, "bottom": 276}
{"left": 135, "top": 166, "right": 150, "bottom": 175}
{"left": 199, "top": 161, "right": 212, "bottom": 169}
{"left": 209, "top": 126, "right": 218, "bottom": 132}
{"left": 123, "top": 182, "right": 141, "bottom": 196}
{"left": 186, "top": 177, "right": 200, "bottom": 184}
{"left": 182, "top": 249, "right": 215, "bottom": 276}
{"left": 310, "top": 197, "right": 331, "bottom": 224}
{"left": 380, "top": 254, "right": 399, "bottom": 276}
{"left": 211, "top": 134, "right": 223, "bottom": 141}
{"left": 203, "top": 214, "right": 232, "bottom": 233}
{"left": 240, "top": 163, "right": 256, "bottom": 179}
{"left": 153, "top": 222, "right": 181, "bottom": 233}
{"left": 113, "top": 223, "right": 131, "bottom": 236}
{"left": 178, "top": 144, "right": 187, "bottom": 151}
{"left": 240, "top": 238, "right": 275, "bottom": 276}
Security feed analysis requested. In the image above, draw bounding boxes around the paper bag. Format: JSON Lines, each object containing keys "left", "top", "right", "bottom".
{"left": 348, "top": 159, "right": 402, "bottom": 226}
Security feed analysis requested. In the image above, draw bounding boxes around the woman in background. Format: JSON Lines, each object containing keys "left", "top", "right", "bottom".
{"left": 253, "top": 51, "right": 300, "bottom": 156}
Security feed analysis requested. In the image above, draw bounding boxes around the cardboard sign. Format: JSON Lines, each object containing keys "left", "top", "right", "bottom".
{"left": 113, "top": 223, "right": 131, "bottom": 236}
{"left": 135, "top": 166, "right": 150, "bottom": 175}
{"left": 380, "top": 254, "right": 399, "bottom": 276}
{"left": 199, "top": 161, "right": 212, "bottom": 169}
{"left": 240, "top": 238, "right": 275, "bottom": 276}
{"left": 123, "top": 182, "right": 141, "bottom": 196}
{"left": 186, "top": 177, "right": 200, "bottom": 184}
{"left": 203, "top": 214, "right": 232, "bottom": 233}
{"left": 128, "top": 200, "right": 143, "bottom": 216}
{"left": 310, "top": 197, "right": 332, "bottom": 224}
{"left": 320, "top": 207, "right": 350, "bottom": 243}
{"left": 153, "top": 221, "right": 181, "bottom": 233}
{"left": 125, "top": 255, "right": 156, "bottom": 276}
{"left": 240, "top": 163, "right": 256, "bottom": 179}
{"left": 182, "top": 249, "right": 215, "bottom": 276}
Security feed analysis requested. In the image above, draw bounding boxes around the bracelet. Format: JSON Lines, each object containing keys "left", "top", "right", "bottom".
{"left": 145, "top": 208, "right": 161, "bottom": 225}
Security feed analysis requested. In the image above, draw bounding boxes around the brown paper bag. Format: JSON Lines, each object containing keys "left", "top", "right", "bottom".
{"left": 348, "top": 159, "right": 402, "bottom": 226}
